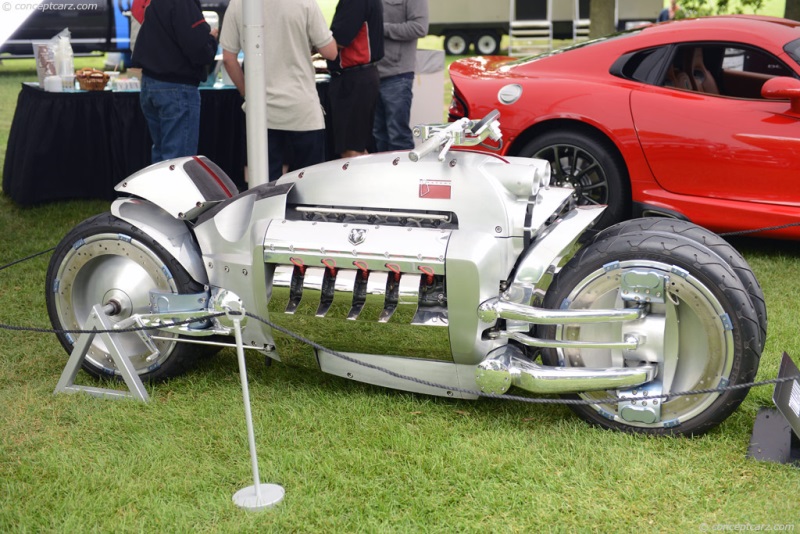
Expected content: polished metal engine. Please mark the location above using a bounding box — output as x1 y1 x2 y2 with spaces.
264 219 452 361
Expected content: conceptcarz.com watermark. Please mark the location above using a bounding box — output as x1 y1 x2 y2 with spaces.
2 2 100 11
699 524 795 532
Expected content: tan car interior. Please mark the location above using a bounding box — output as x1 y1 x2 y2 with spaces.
662 45 790 99
664 47 719 93
688 47 720 94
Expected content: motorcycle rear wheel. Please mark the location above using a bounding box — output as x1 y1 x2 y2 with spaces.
45 213 205 381
539 232 761 436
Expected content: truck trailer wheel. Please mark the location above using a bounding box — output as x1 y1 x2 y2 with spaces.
475 32 500 55
444 32 470 55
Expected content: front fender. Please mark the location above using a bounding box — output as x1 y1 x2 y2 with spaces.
507 205 606 301
111 198 209 285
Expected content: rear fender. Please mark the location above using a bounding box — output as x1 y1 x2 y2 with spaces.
114 156 239 220
111 198 209 285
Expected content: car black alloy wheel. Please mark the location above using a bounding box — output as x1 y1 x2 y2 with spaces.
519 130 630 231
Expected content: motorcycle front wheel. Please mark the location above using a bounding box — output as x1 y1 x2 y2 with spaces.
45 213 205 381
539 231 761 436
594 217 767 352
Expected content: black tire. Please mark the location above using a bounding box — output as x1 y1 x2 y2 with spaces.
518 130 630 232
539 232 761 436
45 212 205 381
594 218 767 352
475 32 500 55
444 32 470 55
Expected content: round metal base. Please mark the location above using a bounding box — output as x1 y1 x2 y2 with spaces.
232 483 285 511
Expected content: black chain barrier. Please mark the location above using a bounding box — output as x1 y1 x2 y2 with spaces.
2 308 796 406
719 220 800 237
2 233 800 407
0 247 55 272
244 311 799 406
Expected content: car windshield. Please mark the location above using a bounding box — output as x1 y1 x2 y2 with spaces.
503 28 645 66
783 37 800 67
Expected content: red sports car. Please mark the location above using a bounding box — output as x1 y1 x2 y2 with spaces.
448 15 800 238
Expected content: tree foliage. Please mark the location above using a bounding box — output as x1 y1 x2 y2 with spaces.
677 0 765 17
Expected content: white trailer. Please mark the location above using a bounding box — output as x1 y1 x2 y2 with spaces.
428 0 664 55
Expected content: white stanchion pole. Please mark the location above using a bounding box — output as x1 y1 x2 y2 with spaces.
231 315 284 510
243 0 269 187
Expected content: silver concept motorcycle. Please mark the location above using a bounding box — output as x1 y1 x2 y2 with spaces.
45 112 765 436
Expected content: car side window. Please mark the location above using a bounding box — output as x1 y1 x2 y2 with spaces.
625 48 670 83
610 47 670 85
661 44 795 99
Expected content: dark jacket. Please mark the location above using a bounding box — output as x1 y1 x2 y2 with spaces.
378 0 428 79
131 0 217 85
328 0 384 73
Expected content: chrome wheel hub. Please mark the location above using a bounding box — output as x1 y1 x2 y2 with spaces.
52 233 179 375
554 260 734 428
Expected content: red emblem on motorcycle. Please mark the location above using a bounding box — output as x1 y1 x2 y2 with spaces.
419 179 451 199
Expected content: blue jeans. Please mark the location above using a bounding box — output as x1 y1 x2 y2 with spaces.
373 72 415 152
140 75 201 163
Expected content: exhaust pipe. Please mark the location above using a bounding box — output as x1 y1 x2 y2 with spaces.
475 345 656 395
478 297 645 325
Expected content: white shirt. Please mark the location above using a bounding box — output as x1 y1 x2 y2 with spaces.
219 0 334 131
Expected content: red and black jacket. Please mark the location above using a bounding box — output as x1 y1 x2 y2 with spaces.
328 0 384 73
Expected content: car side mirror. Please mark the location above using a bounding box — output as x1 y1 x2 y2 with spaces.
761 76 800 113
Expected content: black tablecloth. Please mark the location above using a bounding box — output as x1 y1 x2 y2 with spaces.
2 83 247 205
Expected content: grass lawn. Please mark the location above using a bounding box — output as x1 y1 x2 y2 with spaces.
2 4 800 532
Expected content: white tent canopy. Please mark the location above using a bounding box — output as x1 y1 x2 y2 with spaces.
0 0 45 48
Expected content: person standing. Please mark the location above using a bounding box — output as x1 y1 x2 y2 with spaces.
131 0 219 163
658 0 681 21
373 0 428 152
219 0 338 182
328 0 384 159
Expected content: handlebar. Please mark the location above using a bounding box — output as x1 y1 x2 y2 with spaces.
468 109 500 137
408 136 442 162
408 118 468 162
408 110 502 163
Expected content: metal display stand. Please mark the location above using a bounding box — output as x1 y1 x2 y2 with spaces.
747 352 800 466
230 314 285 510
53 304 149 402
54 303 284 509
